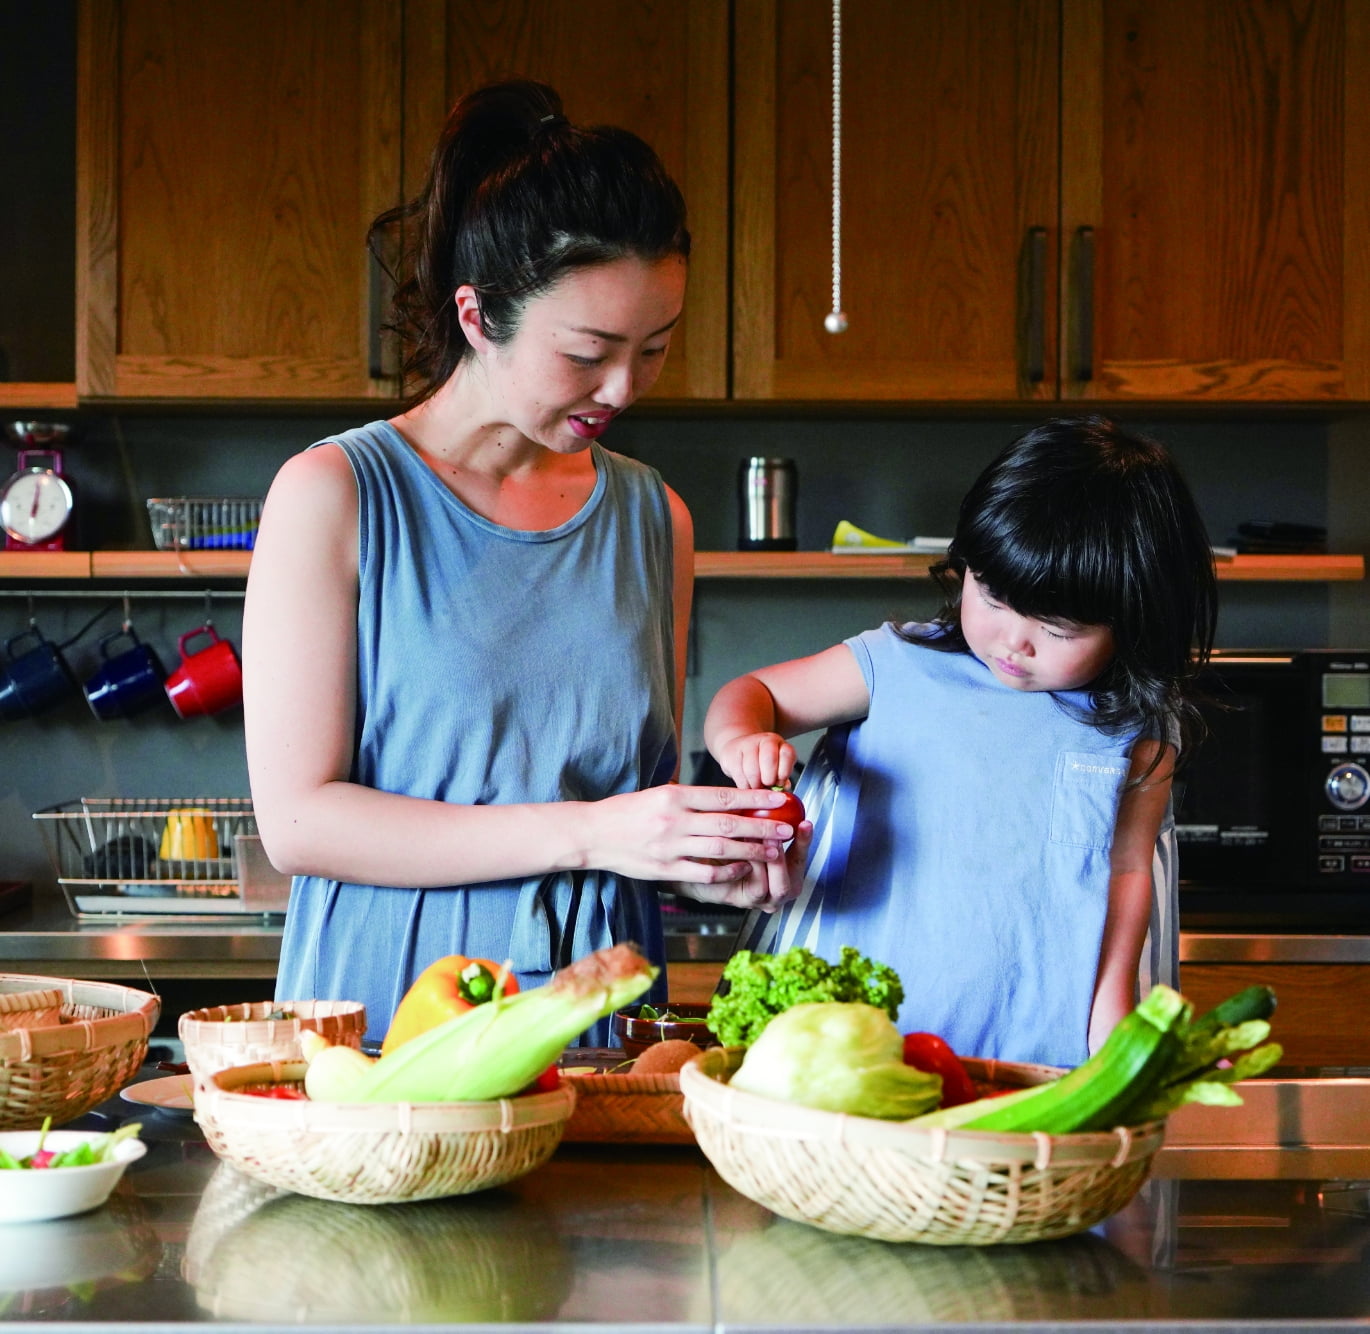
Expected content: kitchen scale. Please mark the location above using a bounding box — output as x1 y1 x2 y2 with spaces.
1 423 78 552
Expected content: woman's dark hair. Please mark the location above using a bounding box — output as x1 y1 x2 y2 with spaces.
369 79 690 404
905 415 1218 766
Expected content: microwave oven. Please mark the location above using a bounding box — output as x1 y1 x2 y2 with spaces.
1174 649 1370 926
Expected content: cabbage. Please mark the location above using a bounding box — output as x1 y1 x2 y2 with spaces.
729 1002 942 1120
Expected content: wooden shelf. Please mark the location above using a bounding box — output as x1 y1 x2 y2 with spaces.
694 551 940 579
692 551 1365 582
0 383 78 410
0 549 1362 584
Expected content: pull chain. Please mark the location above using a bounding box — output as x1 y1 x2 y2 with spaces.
824 0 848 335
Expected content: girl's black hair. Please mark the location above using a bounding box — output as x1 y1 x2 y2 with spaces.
905 416 1218 767
369 79 690 404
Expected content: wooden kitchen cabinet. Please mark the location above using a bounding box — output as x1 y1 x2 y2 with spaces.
733 0 1062 401
77 0 404 400
75 0 725 404
399 0 729 401
1062 0 1370 402
1180 962 1370 1068
733 0 1370 404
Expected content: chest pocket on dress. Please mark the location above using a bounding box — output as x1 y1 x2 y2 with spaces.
1049 750 1129 849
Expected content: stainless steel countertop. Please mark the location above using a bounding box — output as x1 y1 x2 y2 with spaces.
4 1068 1369 1330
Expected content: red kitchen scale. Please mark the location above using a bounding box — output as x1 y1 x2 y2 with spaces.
1 449 75 551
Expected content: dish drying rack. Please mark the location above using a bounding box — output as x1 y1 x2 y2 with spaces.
32 797 287 918
146 497 263 551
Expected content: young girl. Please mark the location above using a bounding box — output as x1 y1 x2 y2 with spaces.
242 81 795 1047
705 417 1218 1067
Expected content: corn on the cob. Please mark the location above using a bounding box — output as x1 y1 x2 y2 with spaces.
302 943 657 1103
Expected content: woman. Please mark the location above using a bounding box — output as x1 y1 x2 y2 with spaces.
242 80 803 1045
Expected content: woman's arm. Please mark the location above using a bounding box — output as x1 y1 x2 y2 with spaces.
1088 739 1176 1052
242 447 793 893
705 644 871 790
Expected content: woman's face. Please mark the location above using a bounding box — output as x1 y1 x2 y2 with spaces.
960 569 1116 693
462 254 686 452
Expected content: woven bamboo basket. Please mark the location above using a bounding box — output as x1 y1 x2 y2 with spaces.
680 1047 1166 1246
562 1068 691 1143
178 999 367 1088
0 975 160 1130
195 1060 576 1205
0 984 64 1032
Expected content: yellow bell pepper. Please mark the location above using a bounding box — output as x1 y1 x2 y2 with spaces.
380 955 516 1056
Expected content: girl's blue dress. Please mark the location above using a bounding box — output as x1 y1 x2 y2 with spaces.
742 623 1178 1068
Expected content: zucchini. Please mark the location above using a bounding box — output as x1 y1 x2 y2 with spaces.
919 985 1190 1135
1187 984 1276 1033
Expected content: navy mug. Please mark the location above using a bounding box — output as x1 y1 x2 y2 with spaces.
83 628 167 721
0 627 79 720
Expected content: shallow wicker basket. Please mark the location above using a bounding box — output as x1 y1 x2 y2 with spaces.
195 1060 576 1205
562 1068 691 1144
0 975 160 1130
178 1000 367 1087
680 1047 1166 1246
0 984 64 1032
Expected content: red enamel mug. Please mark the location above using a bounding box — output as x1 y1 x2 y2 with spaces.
164 625 242 718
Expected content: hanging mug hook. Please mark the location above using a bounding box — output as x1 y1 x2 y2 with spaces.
203 588 214 630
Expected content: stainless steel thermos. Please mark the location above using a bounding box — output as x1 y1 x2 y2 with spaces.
738 456 797 551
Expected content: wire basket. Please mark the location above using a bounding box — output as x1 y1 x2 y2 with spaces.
33 797 262 917
0 975 160 1129
196 1061 577 1205
679 1047 1166 1246
146 497 263 551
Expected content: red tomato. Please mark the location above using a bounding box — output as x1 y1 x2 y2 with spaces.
531 1064 561 1093
901 1032 978 1107
741 788 805 828
243 1085 310 1100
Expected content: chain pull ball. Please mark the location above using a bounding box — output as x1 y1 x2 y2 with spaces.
825 0 847 335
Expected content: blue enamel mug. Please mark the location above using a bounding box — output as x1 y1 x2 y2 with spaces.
83 627 167 721
0 626 79 720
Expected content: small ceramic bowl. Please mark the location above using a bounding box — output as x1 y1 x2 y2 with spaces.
0 1129 147 1223
611 1002 718 1059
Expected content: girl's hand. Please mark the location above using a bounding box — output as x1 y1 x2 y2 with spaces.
678 818 813 912
579 783 799 886
713 731 796 791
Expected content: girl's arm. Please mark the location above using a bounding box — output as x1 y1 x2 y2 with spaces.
242 447 794 899
705 645 871 790
1089 739 1176 1053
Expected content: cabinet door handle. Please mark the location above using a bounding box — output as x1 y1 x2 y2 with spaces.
1022 226 1047 384
1073 226 1095 383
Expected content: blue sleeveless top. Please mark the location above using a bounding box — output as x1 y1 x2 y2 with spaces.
274 421 676 1044
745 624 1151 1068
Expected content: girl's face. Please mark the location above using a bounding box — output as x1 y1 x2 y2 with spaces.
459 254 686 452
960 570 1116 693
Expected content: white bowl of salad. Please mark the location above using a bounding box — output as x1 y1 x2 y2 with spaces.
0 1121 146 1223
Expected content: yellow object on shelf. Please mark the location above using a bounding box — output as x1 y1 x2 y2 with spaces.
159 809 220 861
830 521 951 555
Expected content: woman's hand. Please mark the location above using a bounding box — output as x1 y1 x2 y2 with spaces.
578 783 800 887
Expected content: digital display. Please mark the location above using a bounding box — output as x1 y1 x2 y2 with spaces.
1323 674 1370 709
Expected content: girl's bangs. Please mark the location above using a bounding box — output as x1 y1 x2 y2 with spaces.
963 525 1119 628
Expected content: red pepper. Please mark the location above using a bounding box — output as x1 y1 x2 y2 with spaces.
243 1085 310 1099
901 1032 978 1107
